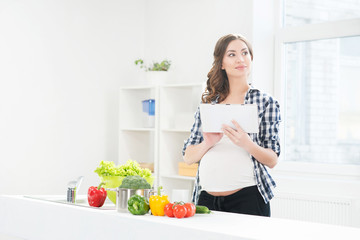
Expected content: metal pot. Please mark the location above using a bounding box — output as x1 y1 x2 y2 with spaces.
106 188 152 212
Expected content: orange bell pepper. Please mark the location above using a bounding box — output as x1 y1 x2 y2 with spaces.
149 186 169 216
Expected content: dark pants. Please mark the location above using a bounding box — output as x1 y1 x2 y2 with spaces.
197 185 270 217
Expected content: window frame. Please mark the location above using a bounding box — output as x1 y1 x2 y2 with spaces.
273 0 360 179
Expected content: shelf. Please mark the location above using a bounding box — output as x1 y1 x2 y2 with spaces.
119 85 155 90
161 128 190 133
120 128 155 132
161 83 204 88
119 82 200 193
120 83 203 89
161 174 195 181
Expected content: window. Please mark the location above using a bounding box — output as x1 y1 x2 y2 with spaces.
275 0 360 167
285 36 360 165
284 0 360 27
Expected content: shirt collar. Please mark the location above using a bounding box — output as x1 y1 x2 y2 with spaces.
248 83 259 92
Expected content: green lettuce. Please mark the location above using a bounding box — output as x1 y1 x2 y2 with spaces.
94 160 152 178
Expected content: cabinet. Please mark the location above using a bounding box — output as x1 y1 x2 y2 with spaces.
118 83 204 201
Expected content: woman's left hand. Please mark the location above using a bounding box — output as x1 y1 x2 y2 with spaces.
222 120 252 149
223 120 278 168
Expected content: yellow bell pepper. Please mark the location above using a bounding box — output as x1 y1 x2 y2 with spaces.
149 186 169 216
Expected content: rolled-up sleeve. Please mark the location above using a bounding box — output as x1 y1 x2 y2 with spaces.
259 98 281 156
182 107 204 156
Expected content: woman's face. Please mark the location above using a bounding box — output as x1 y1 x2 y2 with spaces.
221 39 252 79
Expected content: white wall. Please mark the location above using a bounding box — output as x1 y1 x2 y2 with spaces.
143 0 254 85
0 0 274 195
252 0 275 94
141 0 275 93
0 0 145 195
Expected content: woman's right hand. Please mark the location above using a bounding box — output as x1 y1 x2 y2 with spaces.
183 132 223 165
203 132 223 148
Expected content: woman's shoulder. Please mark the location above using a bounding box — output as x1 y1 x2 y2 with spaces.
250 86 277 102
248 86 280 107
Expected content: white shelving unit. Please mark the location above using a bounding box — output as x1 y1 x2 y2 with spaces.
118 83 204 201
118 86 159 185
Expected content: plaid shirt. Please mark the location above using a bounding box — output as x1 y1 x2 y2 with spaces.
182 85 281 204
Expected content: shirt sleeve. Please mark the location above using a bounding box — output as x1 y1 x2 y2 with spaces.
258 97 281 156
182 107 204 156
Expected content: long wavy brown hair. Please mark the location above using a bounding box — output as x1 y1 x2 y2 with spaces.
201 34 253 103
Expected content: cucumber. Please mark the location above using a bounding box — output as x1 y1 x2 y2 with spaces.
195 205 211 214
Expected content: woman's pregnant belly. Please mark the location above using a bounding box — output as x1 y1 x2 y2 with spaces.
198 135 256 192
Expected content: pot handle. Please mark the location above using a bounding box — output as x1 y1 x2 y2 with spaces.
105 188 118 192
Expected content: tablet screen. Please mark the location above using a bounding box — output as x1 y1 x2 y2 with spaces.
199 103 259 133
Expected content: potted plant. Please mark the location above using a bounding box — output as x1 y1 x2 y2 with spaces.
135 59 171 85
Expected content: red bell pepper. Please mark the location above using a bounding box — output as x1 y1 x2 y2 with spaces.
87 182 107 207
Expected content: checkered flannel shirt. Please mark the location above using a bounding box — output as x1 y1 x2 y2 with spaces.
182 85 281 204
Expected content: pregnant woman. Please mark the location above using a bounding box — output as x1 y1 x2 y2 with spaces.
182 34 281 217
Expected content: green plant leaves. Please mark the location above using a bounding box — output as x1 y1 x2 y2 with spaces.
134 59 171 71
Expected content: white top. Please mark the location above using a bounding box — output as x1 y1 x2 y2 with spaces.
198 135 256 192
2 195 360 240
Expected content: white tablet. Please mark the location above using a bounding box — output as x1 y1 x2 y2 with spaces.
199 103 259 133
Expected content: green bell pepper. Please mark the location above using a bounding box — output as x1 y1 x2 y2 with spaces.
127 194 150 215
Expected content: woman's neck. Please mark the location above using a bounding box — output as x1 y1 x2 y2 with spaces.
227 77 250 101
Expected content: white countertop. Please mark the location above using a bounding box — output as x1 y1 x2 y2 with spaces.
0 195 359 240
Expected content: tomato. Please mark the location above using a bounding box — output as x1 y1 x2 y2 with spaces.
164 203 174 217
173 204 187 219
184 203 196 218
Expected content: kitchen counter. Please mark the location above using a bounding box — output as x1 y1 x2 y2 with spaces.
0 195 359 240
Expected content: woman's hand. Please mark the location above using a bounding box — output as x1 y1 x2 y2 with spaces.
222 120 278 168
203 132 223 148
222 120 252 149
183 132 222 165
